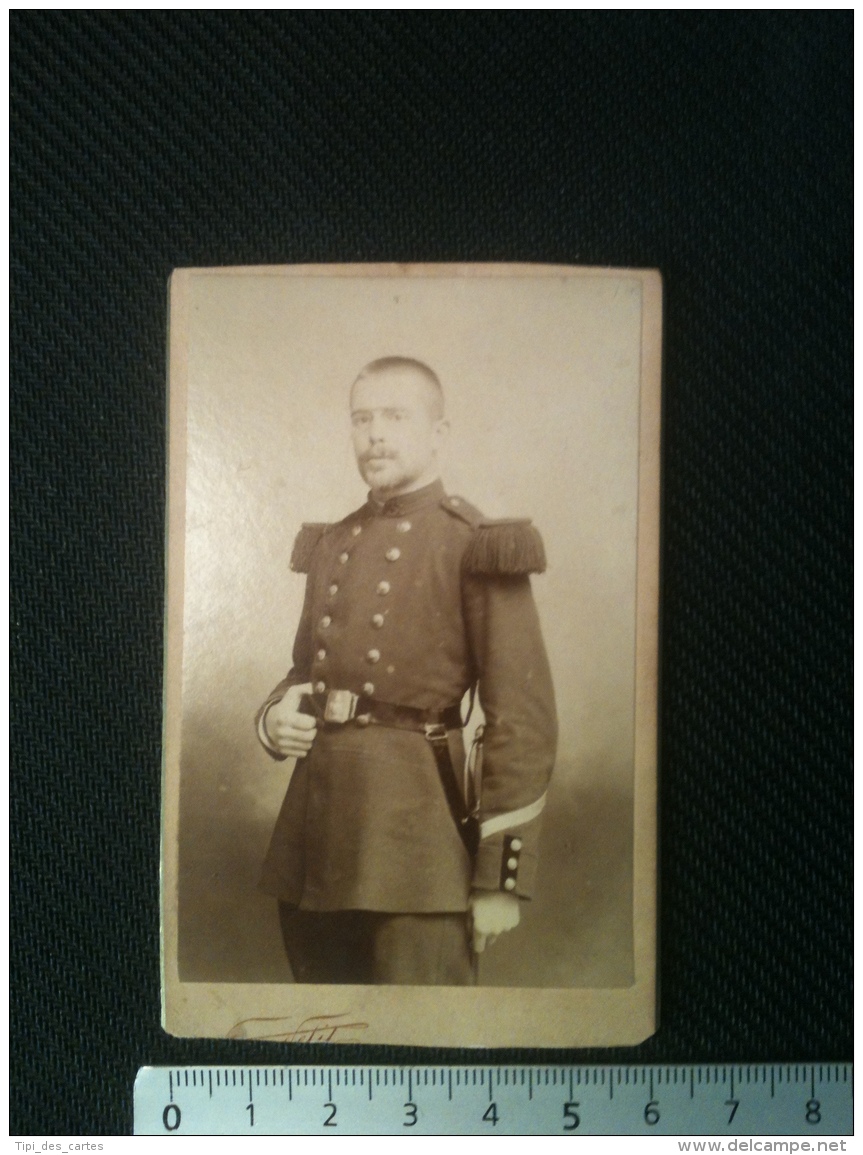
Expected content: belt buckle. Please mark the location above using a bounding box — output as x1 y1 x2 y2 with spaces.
324 689 358 724
423 721 448 745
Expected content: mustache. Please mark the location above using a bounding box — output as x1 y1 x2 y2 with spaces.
360 450 397 463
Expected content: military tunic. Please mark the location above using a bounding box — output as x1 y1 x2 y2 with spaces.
257 478 557 915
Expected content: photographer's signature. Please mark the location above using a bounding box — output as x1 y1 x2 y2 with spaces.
227 1011 369 1043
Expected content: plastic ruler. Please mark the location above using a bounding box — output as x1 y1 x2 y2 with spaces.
134 1064 852 1135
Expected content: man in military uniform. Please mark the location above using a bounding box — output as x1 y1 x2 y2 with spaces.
256 356 557 985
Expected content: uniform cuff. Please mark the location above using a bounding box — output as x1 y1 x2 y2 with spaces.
472 829 538 898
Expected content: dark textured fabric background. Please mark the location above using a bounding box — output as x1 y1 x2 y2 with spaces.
11 11 851 1135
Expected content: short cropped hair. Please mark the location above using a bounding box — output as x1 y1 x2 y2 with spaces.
354 356 445 419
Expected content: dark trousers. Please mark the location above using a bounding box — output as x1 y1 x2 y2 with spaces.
278 904 476 986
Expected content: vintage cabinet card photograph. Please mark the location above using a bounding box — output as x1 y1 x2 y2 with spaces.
161 262 661 1046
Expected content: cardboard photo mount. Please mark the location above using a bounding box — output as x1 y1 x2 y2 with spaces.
162 262 661 1046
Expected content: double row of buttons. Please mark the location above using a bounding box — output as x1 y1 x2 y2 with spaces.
312 520 415 697
334 517 412 560
319 612 385 631
314 679 378 696
311 674 376 693
327 581 392 597
337 546 403 565
346 518 413 535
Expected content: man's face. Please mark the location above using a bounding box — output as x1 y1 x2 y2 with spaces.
350 369 446 497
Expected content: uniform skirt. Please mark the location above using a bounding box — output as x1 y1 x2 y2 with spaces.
259 723 472 912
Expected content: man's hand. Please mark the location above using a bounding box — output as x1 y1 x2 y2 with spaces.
469 890 521 954
264 682 317 758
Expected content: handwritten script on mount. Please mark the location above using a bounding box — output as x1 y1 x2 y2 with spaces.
227 1012 369 1043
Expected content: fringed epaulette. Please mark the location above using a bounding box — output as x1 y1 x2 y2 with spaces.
463 518 548 576
290 523 330 573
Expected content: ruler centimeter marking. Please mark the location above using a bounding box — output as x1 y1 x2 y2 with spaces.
135 1064 852 1135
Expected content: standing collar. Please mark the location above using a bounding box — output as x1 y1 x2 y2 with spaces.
368 478 446 517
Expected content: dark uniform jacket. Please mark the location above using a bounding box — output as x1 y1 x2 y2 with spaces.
256 478 557 914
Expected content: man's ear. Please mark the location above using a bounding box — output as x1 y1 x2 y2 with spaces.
433 418 451 452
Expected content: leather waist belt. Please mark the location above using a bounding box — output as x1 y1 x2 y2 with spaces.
301 689 463 734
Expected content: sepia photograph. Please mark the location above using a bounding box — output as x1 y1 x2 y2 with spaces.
161 263 661 1046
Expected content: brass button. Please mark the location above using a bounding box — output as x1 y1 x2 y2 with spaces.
351 524 362 536
367 649 381 664
397 520 412 533
362 682 375 696
376 581 391 595
320 615 331 628
355 714 371 727
507 857 518 870
316 649 326 662
510 838 523 852
385 547 401 562
338 551 349 564
314 681 326 694
371 613 384 628
503 878 516 891
328 583 339 597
